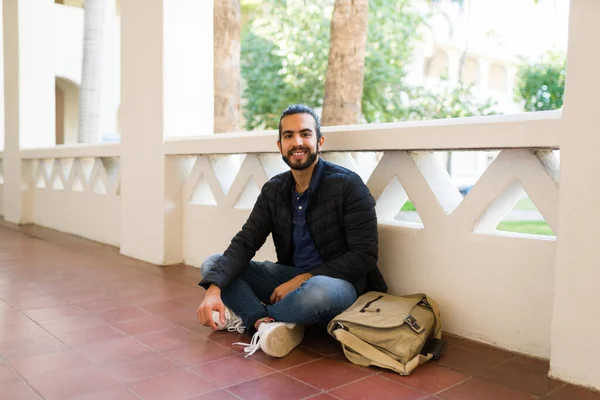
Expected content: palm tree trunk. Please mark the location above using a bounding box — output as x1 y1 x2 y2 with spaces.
78 0 106 143
321 0 369 126
214 0 242 133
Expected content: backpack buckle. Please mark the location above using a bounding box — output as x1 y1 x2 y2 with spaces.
335 322 349 331
405 315 425 334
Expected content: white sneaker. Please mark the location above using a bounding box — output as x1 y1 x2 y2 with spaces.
212 307 246 333
234 322 304 358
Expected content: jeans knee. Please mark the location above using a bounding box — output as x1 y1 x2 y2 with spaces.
300 276 357 312
200 253 223 277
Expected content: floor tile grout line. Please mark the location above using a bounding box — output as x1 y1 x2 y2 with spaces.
316 374 373 394
182 350 334 392
363 371 432 398
107 320 196 340
435 372 550 399
373 368 469 397
324 353 380 374
268 354 328 373
207 370 281 391
1 356 47 400
452 340 528 363
185 351 279 374
276 371 331 394
537 382 567 399
432 351 564 397
302 391 339 400
222 388 246 400
476 363 566 398
434 354 512 379
426 374 474 397
151 340 238 370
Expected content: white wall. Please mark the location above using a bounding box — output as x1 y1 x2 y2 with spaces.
379 226 555 358
19 146 122 246
177 140 559 359
33 189 120 246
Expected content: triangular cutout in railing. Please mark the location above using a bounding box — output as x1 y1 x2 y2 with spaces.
91 177 107 194
496 194 554 237
101 158 120 195
475 180 555 238
395 197 424 226
189 174 217 206
234 176 261 210
71 173 85 192
375 175 423 228
209 154 246 196
89 159 109 195
50 160 65 190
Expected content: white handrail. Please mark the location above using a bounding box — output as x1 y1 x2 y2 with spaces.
20 143 120 159
164 110 561 155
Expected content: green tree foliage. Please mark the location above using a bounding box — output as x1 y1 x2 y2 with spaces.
240 0 496 130
241 0 333 129
406 82 497 120
515 51 566 111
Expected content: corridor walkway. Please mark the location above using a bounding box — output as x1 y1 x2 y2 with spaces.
0 223 597 400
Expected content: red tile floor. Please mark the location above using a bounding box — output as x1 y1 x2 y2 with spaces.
0 222 599 400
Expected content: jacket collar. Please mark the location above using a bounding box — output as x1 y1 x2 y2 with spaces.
280 157 325 195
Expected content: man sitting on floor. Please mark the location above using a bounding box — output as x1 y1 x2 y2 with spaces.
196 104 387 358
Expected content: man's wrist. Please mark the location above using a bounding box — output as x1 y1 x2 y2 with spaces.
299 273 312 281
208 283 221 294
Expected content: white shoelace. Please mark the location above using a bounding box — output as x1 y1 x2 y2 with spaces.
233 329 262 358
226 317 246 334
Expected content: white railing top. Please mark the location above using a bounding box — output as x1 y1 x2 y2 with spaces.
20 143 120 159
12 111 562 159
165 110 562 155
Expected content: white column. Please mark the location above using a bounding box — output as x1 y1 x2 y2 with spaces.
477 58 491 94
405 47 425 86
506 66 517 97
0 1 4 152
3 0 55 224
550 0 600 391
99 0 120 138
120 0 213 265
447 49 461 84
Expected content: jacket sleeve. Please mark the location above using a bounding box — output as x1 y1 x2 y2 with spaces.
309 172 379 283
198 185 273 290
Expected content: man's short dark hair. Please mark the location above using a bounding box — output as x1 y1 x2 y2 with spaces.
278 104 322 141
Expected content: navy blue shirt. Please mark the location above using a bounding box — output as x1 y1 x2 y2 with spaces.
291 160 324 272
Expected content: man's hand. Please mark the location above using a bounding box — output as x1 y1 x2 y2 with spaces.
197 284 225 330
270 273 312 304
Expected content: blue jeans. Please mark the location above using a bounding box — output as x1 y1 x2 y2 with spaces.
201 254 357 335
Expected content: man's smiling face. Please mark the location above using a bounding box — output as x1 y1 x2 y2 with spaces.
277 113 324 171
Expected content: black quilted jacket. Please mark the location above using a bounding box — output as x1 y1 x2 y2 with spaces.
199 159 388 296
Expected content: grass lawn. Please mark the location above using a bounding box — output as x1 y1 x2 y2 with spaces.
401 201 417 211
400 198 554 236
496 221 555 236
401 198 538 212
513 198 538 211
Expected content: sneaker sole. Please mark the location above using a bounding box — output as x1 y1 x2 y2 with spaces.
260 323 304 358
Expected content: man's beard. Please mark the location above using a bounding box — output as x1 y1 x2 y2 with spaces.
281 146 319 171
